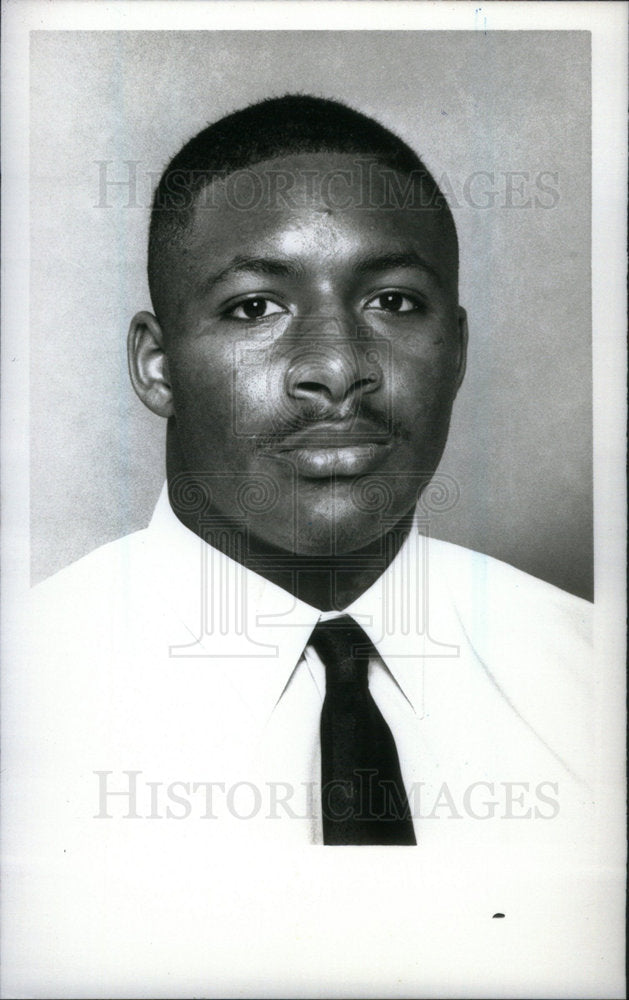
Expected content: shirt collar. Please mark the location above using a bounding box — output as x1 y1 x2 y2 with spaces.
146 483 455 719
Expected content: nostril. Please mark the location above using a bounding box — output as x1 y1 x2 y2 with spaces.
298 381 328 394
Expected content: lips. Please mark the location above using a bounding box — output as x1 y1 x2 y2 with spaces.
261 420 395 478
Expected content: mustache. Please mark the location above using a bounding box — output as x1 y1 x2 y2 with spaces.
250 404 411 452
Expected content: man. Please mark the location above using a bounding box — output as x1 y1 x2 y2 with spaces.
10 95 610 994
118 91 590 837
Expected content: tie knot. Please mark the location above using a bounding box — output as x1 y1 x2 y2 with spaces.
309 615 373 685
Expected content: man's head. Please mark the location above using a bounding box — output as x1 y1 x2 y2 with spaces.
129 94 467 557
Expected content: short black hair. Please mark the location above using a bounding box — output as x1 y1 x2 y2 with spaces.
148 94 457 320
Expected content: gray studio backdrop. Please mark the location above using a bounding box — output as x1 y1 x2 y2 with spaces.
30 31 592 599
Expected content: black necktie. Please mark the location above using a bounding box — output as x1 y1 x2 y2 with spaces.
310 615 416 846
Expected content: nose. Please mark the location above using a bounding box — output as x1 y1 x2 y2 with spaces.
285 321 383 411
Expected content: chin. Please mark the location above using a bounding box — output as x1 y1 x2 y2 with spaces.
244 484 419 557
286 510 406 558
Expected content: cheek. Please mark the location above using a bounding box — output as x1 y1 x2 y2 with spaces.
390 343 458 421
167 342 282 466
171 335 279 406
167 346 233 437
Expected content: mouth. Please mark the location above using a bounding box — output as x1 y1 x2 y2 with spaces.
261 421 395 478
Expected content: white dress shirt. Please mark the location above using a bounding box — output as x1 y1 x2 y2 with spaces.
3 485 623 998
20 482 596 840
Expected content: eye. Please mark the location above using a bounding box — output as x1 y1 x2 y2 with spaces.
226 297 287 320
364 291 421 313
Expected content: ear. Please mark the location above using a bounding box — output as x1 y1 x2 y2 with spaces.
453 306 468 394
127 310 174 418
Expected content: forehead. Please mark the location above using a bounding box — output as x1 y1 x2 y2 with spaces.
180 151 457 288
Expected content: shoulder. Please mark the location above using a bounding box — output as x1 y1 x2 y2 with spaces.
31 530 153 622
33 529 151 589
28 528 180 688
426 535 591 644
426 537 593 781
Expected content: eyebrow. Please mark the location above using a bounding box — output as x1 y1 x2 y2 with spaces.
199 249 442 296
352 251 442 285
199 255 305 295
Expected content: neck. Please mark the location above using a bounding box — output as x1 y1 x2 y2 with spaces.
173 499 414 610
166 463 414 613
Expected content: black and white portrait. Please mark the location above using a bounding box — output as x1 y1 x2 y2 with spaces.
2 4 625 998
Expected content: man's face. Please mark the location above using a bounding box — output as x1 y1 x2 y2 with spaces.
159 152 466 555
